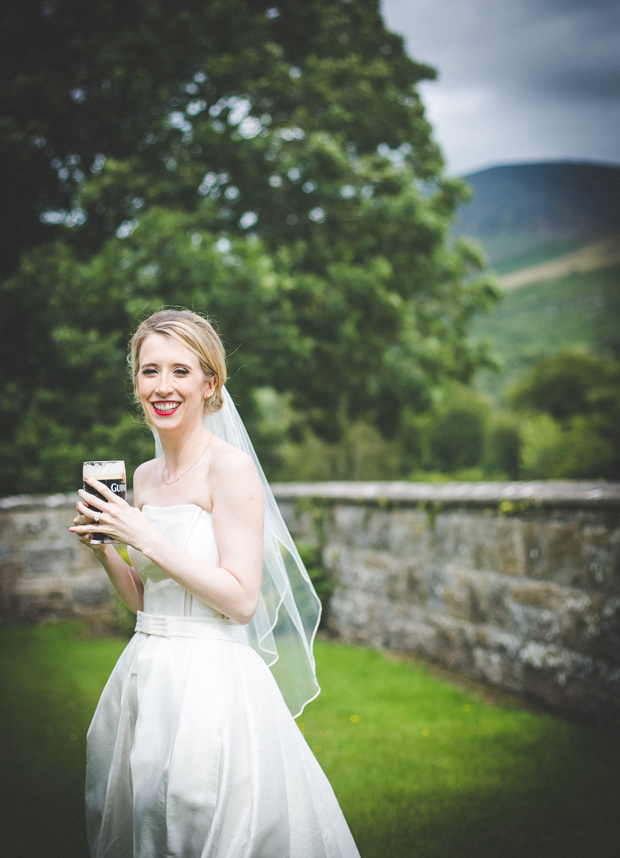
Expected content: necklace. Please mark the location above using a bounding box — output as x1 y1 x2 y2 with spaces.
163 434 213 485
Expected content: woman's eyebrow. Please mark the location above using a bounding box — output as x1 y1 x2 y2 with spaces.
140 361 193 370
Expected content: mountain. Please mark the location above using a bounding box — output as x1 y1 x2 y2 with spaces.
458 162 620 401
455 162 620 273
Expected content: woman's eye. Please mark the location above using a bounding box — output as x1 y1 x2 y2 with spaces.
141 369 157 376
175 369 189 376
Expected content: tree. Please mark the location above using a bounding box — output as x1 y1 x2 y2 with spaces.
0 0 499 494
0 0 441 271
416 388 490 475
511 350 620 480
428 406 486 473
483 417 521 480
511 350 614 420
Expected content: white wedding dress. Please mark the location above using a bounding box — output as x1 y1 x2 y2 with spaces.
85 504 360 858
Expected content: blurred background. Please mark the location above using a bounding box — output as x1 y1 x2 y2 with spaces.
1 0 619 496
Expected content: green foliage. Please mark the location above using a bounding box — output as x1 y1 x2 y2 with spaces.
280 421 405 481
483 416 522 479
512 350 620 480
267 347 620 483
296 542 334 623
518 414 569 479
497 498 540 517
1 0 441 271
427 406 486 472
562 413 620 480
511 349 618 420
2 623 620 858
0 0 499 495
292 498 335 625
415 388 489 475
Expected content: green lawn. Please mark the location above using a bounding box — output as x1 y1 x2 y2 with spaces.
1 623 619 858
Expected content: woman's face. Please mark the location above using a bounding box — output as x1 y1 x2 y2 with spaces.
136 333 215 431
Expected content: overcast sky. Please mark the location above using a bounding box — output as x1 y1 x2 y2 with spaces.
381 0 620 176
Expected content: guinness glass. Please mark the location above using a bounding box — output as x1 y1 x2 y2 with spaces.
83 460 126 544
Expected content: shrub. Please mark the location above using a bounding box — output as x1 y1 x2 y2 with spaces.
519 414 571 479
427 406 486 472
482 417 521 479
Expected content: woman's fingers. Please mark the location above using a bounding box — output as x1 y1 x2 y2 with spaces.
77 489 106 511
76 500 102 520
72 492 148 549
70 518 95 544
72 504 106 533
71 522 98 533
73 508 98 525
71 490 129 548
84 476 126 504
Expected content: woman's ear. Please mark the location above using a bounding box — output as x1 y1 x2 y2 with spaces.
204 375 217 398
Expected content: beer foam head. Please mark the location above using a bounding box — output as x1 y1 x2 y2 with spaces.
83 460 126 481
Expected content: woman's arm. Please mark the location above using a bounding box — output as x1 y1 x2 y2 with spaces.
70 513 144 612
71 450 264 625
69 459 156 613
90 544 144 613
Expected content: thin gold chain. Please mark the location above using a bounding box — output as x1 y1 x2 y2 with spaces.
163 434 213 485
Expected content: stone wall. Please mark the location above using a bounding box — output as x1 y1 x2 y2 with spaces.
274 481 620 720
0 494 120 621
1 481 620 719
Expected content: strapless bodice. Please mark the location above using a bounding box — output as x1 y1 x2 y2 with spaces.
127 504 225 619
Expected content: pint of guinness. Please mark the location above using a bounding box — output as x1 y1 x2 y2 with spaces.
83 460 126 544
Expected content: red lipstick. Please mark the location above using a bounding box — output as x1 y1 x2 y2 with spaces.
152 401 181 416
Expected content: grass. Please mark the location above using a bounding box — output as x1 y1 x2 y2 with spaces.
1 624 619 858
0 623 127 858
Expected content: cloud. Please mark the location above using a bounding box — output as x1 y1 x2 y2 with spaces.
382 0 620 174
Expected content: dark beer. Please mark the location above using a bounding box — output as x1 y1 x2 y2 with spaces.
83 460 126 544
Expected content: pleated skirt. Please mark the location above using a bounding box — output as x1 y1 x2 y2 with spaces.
86 629 360 858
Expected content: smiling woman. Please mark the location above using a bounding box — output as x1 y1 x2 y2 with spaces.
130 310 227 421
69 309 360 858
135 334 218 480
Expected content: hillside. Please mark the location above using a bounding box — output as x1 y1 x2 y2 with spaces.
499 234 620 291
455 162 620 273
459 161 620 402
470 262 620 402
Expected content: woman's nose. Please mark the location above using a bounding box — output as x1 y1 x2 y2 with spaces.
155 372 174 394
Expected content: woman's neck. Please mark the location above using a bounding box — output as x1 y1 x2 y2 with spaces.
157 422 212 472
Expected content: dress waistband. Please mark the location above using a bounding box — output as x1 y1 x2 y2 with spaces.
135 611 248 644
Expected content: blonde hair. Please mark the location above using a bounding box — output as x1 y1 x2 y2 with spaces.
130 309 227 416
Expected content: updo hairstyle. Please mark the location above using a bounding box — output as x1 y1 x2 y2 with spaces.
129 309 227 416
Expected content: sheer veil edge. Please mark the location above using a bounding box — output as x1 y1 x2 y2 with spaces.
153 386 322 717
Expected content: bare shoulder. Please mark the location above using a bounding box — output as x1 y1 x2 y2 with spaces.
133 458 161 500
210 442 260 484
209 441 262 500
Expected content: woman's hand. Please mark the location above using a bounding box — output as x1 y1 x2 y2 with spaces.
71 509 109 552
70 477 154 549
69 477 146 612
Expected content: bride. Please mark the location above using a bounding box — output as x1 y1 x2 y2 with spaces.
71 309 360 858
